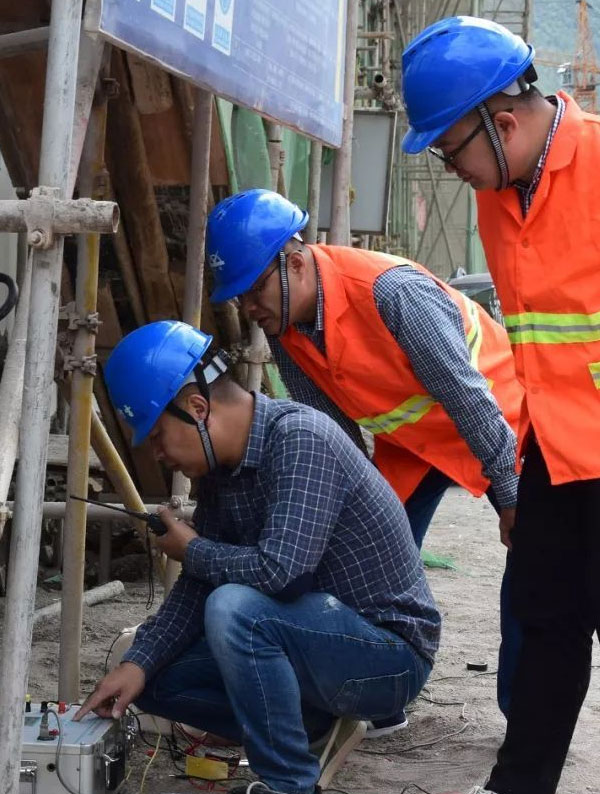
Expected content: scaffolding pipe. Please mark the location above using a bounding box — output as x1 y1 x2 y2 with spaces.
59 91 108 702
67 33 106 201
423 155 455 265
0 27 49 59
245 121 285 393
167 88 213 597
305 141 323 244
6 501 195 522
34 581 125 626
0 1 85 790
182 89 212 329
0 197 117 234
329 0 359 245
266 121 286 198
0 252 31 537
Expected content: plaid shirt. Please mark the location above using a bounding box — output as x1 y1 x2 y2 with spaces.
124 393 441 677
269 266 518 507
514 95 565 216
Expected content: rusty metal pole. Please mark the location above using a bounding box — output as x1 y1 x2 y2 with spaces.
165 88 213 597
329 0 359 245
58 91 107 701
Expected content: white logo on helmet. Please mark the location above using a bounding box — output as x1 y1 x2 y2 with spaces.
209 252 225 271
122 405 134 418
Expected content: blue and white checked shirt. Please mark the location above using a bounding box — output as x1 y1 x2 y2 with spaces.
269 265 519 507
124 393 441 677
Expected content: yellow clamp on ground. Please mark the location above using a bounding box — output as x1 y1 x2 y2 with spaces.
185 754 230 780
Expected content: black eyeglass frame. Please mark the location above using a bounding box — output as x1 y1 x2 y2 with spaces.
427 121 486 166
427 107 514 167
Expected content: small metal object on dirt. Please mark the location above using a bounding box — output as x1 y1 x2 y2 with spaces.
466 661 488 672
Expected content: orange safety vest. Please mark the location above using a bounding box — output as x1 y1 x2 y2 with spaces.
280 245 523 502
477 92 600 484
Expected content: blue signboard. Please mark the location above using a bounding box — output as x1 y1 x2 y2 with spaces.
91 0 347 147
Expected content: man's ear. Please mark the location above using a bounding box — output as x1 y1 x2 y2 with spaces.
186 392 210 421
495 110 518 144
287 248 307 276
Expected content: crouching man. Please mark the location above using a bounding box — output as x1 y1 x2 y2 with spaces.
75 321 440 794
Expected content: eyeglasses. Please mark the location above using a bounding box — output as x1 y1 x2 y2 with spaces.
428 108 513 166
245 261 280 299
427 121 486 166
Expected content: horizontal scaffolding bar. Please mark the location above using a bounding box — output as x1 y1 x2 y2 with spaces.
0 196 118 235
0 27 49 59
6 501 195 522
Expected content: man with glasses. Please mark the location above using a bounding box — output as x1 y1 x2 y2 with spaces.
206 187 524 734
401 15 600 794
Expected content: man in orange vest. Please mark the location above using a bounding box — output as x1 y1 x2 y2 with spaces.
207 188 524 734
401 15 600 794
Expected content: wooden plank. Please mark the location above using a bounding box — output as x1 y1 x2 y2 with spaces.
169 268 220 341
106 49 179 321
139 101 191 185
126 53 173 115
46 434 103 470
210 97 230 191
0 50 46 190
95 278 122 356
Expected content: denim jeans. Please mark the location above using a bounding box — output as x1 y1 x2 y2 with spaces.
136 584 431 794
405 467 521 717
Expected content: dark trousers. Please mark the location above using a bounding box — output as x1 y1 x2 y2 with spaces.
406 468 519 716
486 439 600 794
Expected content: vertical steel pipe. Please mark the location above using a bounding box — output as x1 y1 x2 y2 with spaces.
329 0 359 245
305 141 323 244
0 252 32 529
166 88 213 597
0 2 84 790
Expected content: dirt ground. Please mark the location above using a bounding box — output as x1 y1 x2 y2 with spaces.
9 487 600 794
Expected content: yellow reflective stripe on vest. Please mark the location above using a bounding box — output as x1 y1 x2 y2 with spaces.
465 297 483 369
356 394 437 435
589 362 600 390
504 311 600 344
357 294 482 435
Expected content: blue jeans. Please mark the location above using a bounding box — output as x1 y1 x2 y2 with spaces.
405 467 521 717
136 584 432 794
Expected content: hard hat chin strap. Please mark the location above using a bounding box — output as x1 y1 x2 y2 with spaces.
477 101 510 191
165 350 228 473
278 249 290 336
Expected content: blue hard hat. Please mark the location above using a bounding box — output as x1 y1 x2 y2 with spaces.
207 189 309 302
104 321 213 446
401 16 535 154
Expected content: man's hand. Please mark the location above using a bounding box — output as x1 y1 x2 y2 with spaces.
155 506 198 562
499 507 516 550
73 662 145 721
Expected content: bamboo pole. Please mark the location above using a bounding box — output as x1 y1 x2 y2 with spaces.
0 2 85 790
58 88 108 702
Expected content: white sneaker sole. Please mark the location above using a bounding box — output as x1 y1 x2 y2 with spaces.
365 718 408 739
